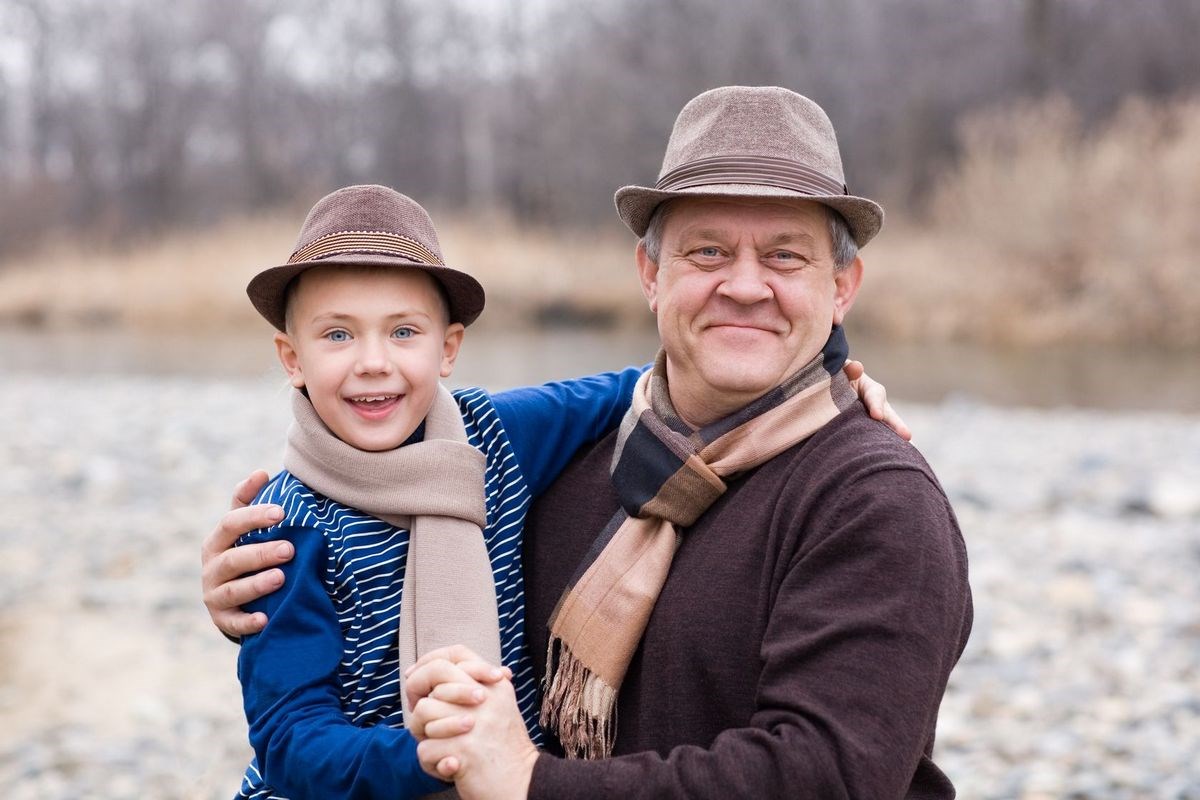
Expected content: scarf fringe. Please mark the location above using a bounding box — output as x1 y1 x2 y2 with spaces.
541 637 617 759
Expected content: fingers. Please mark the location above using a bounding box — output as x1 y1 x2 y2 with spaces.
880 403 914 442
410 695 476 740
231 470 272 510
406 644 485 672
424 710 476 740
204 566 284 637
418 738 464 781
201 504 286 565
405 659 496 712
431 682 487 706
845 364 915 443
212 607 269 638
201 536 294 638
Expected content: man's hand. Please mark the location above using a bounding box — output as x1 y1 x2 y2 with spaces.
844 360 912 441
200 470 293 638
412 677 539 800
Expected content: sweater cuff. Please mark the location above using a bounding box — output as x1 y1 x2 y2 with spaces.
528 752 564 800
529 752 601 800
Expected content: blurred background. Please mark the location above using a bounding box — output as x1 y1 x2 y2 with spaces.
0 0 1197 798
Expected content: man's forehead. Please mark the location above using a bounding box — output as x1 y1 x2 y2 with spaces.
665 197 831 241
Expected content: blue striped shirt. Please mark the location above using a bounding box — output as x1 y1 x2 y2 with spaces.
235 370 642 799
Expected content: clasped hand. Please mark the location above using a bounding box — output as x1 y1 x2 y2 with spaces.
404 645 540 800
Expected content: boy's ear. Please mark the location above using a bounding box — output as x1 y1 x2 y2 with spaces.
274 332 306 388
440 323 466 378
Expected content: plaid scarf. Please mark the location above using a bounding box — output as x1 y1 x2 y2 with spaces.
283 386 502 723
540 326 856 758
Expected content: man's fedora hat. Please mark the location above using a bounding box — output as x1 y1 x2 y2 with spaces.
614 86 884 247
247 184 485 331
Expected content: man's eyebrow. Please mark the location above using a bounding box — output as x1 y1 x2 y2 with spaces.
765 231 818 248
675 227 727 243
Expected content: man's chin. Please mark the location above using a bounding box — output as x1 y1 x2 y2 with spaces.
694 368 782 407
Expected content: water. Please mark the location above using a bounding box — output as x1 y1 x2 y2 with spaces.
0 325 1196 412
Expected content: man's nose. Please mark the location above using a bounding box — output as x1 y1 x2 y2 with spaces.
717 251 773 304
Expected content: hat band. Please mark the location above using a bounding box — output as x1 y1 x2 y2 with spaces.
289 230 444 266
655 155 848 197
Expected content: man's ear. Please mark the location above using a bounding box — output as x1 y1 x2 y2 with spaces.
832 256 864 326
439 323 466 378
635 240 660 313
274 332 306 388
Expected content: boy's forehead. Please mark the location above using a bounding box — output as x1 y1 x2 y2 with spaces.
288 265 446 319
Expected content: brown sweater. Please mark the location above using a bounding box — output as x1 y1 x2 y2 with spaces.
523 403 972 800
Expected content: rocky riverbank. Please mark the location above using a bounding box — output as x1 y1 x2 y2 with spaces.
1 374 1197 799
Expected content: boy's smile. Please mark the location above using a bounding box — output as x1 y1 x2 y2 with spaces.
274 266 464 452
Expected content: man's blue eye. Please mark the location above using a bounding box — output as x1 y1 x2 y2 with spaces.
327 330 350 342
393 328 414 339
699 247 720 257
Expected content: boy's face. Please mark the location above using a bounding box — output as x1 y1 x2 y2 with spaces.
274 266 464 452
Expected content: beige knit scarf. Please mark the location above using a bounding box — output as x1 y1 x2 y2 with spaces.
283 386 502 723
540 327 857 759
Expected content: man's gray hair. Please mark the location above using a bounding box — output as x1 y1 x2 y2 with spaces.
641 199 859 270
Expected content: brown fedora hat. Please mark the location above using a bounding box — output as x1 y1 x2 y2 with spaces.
247 184 485 331
614 86 884 247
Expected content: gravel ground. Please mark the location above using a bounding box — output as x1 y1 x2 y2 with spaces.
1 374 1197 799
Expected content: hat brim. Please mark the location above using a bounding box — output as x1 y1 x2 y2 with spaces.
247 252 486 332
614 184 884 248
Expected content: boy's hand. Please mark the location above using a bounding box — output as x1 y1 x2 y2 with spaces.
843 360 912 441
200 470 294 638
404 645 511 715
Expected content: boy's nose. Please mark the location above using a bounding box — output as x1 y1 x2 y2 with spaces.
354 338 393 375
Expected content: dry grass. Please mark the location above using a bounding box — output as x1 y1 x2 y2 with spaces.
856 94 1200 346
0 212 642 333
3 94 1198 346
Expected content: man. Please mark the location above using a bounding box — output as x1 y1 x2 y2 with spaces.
205 86 970 799
403 86 971 799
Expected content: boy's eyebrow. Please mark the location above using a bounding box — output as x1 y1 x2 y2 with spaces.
307 309 434 324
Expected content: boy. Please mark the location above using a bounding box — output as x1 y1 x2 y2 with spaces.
234 184 642 798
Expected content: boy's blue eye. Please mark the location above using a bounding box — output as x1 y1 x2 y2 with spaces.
327 330 350 343
392 327 414 339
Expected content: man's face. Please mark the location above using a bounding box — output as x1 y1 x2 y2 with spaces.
638 197 863 426
274 266 464 452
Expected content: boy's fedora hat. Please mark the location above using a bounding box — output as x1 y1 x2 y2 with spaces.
614 86 884 247
247 184 485 331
